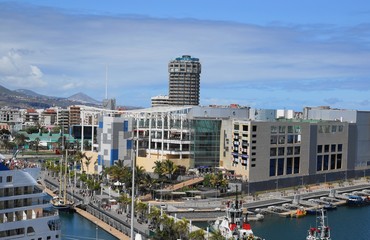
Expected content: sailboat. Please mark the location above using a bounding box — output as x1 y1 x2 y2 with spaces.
51 150 75 212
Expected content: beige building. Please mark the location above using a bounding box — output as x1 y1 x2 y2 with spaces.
221 120 350 185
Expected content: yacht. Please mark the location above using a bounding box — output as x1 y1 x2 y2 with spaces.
0 160 61 239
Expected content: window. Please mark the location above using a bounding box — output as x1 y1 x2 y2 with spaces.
324 145 330 153
251 158 256 162
330 154 336 169
252 134 257 138
270 148 277 156
251 164 256 167
278 147 285 156
271 126 277 134
270 136 277 144
294 157 300 174
27 227 35 235
252 146 256 150
317 155 323 171
269 159 276 176
278 136 285 144
288 126 293 133
287 147 293 155
337 154 342 169
287 135 294 144
323 155 329 170
331 125 337 132
6 176 12 182
234 124 239 130
338 125 344 132
252 140 256 144
243 125 248 131
252 125 257 132
277 158 284 175
286 157 293 175
294 146 300 155
331 144 336 152
47 237 51 240
279 126 286 133
338 144 343 152
294 126 301 133
317 145 323 153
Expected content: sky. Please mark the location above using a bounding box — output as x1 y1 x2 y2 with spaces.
0 0 370 111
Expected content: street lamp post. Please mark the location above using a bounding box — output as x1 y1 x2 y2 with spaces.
301 176 304 187
130 148 136 240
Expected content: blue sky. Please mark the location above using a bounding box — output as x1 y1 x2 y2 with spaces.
0 1 370 110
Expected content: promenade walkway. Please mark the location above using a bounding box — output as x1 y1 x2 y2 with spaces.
75 208 129 240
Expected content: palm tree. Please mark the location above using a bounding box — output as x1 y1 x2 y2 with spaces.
74 151 86 173
162 159 178 180
135 201 148 221
175 218 190 240
153 160 164 178
209 230 225 240
34 137 41 153
84 155 93 173
154 214 178 240
188 229 205 240
118 193 131 213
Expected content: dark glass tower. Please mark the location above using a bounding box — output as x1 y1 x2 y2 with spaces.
168 55 201 106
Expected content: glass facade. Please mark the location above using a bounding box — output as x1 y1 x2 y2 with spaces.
190 119 221 168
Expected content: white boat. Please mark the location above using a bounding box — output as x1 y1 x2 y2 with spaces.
210 195 263 240
0 160 61 239
306 208 331 240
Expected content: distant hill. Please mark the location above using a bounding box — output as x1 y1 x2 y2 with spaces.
0 85 101 109
14 89 44 97
67 92 101 105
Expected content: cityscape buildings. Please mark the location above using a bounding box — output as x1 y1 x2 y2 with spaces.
1 55 370 193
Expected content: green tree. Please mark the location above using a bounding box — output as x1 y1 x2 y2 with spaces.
153 160 164 178
209 230 226 240
34 137 41 153
13 132 27 149
175 218 190 240
162 159 178 180
188 229 205 240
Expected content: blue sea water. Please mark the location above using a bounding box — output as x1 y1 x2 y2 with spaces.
59 212 118 240
249 206 370 240
60 206 370 240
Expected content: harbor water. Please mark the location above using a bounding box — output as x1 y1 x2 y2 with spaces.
196 206 370 240
59 205 370 240
60 212 118 240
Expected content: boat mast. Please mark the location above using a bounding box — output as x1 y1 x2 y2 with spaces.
59 154 63 198
63 150 68 204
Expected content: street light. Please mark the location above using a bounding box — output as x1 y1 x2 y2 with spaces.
301 176 304 187
130 148 136 240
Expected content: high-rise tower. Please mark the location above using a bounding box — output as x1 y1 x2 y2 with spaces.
168 55 201 106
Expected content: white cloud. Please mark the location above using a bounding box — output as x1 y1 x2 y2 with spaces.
0 50 46 88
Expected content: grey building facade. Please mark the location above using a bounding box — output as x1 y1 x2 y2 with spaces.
168 55 201 106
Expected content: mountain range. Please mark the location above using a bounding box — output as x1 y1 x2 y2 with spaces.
0 85 101 109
